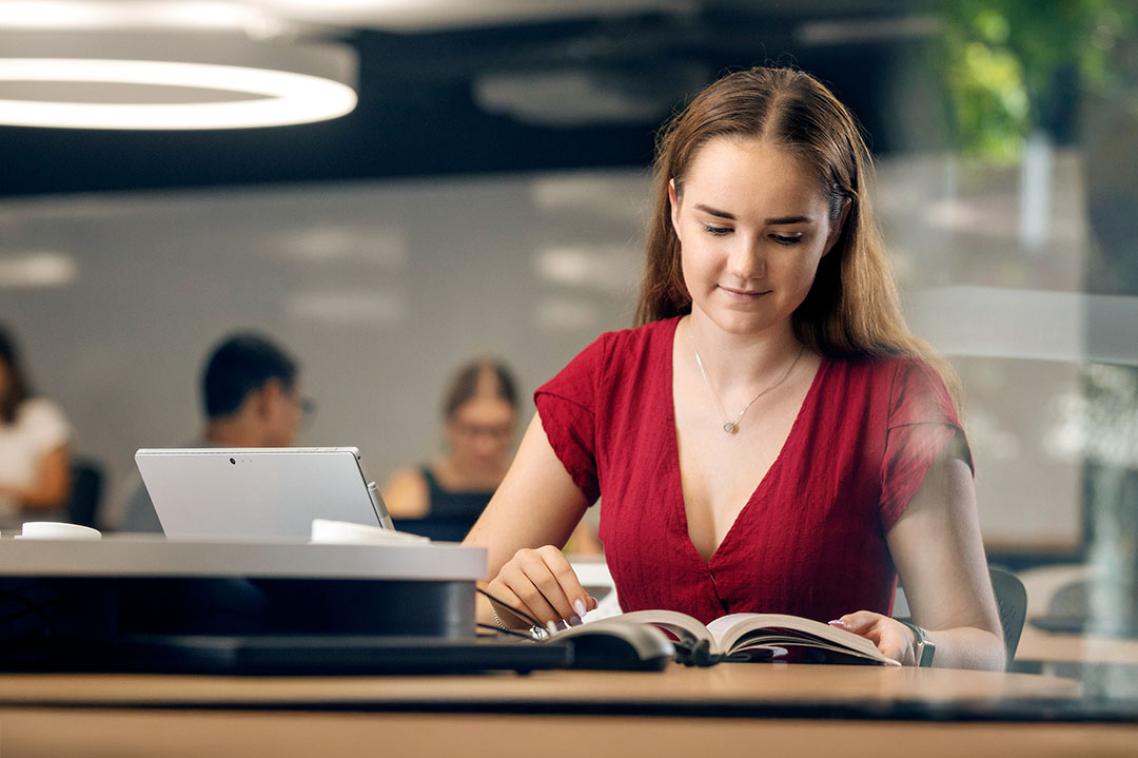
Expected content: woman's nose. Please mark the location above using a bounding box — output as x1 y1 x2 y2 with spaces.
726 233 766 280
473 438 501 457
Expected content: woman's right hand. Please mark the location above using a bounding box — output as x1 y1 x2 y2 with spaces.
486 545 598 630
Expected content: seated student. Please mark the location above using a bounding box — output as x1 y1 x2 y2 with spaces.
384 359 603 549
0 324 71 528
117 332 311 533
466 66 1006 670
383 360 512 540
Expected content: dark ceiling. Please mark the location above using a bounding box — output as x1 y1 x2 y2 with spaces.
0 4 946 198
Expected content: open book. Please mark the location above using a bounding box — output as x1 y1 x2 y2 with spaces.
603 610 901 666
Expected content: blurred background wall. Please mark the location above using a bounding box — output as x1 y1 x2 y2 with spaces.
0 0 1134 568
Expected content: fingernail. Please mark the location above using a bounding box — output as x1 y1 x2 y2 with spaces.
828 619 849 628
574 599 587 617
546 621 559 635
569 615 582 626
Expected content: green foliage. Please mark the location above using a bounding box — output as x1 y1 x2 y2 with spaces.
941 0 1135 161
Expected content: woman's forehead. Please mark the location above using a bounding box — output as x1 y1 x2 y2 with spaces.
453 395 515 420
682 136 826 216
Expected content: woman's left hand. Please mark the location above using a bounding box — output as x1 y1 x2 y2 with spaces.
830 611 918 666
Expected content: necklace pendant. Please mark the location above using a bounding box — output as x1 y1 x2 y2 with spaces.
723 422 738 434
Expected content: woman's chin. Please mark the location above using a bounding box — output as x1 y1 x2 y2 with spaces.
699 308 782 337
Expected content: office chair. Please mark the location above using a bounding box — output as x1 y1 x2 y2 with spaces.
895 568 1027 670
1048 578 1089 618
989 566 1028 667
66 458 105 529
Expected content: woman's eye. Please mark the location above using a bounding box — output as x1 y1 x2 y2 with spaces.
770 234 802 246
703 224 732 237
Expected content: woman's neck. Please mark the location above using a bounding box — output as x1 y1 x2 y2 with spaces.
682 310 803 393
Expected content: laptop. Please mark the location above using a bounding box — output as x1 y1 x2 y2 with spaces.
135 447 393 540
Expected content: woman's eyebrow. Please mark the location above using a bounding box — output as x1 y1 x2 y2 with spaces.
693 204 813 226
693 203 736 220
766 215 812 225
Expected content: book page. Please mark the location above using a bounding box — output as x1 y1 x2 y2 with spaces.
617 609 713 646
706 613 898 664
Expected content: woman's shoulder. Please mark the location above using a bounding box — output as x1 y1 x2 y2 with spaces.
823 351 957 419
824 351 937 383
16 397 69 427
590 316 681 366
380 466 430 518
9 397 70 448
538 317 679 402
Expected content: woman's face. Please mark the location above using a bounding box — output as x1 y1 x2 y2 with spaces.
669 136 844 337
445 395 517 472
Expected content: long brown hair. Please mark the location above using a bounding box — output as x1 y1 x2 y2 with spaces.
636 66 958 399
0 324 34 425
442 358 519 419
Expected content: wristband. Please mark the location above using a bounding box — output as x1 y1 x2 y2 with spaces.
897 619 935 667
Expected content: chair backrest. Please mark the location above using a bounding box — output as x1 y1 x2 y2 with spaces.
989 567 1027 667
67 458 105 529
895 568 1027 670
1047 579 1089 618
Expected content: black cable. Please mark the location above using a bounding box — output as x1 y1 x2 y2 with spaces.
672 638 722 667
475 587 543 630
476 623 534 640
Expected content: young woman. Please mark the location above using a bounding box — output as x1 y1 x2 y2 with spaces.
384 359 521 542
386 358 603 551
465 67 1005 670
0 324 71 528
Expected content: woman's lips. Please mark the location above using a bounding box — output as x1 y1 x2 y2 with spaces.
718 285 772 299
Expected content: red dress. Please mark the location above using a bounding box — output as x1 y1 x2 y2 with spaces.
534 316 970 625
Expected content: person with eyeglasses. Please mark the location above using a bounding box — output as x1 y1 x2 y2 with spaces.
382 358 520 543
383 358 602 550
116 332 312 533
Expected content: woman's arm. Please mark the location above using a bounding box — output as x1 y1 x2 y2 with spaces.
464 413 596 627
1 445 71 510
380 468 429 519
836 455 1006 670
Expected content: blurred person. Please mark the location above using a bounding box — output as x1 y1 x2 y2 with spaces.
0 324 71 528
466 67 1005 670
383 358 601 550
117 332 310 533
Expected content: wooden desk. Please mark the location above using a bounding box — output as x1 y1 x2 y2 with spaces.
0 662 1082 710
1017 623 1138 666
0 664 1120 758
3 710 1137 758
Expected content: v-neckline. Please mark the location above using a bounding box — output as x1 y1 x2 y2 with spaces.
663 316 828 567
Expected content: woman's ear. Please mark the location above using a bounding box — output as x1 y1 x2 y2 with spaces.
823 197 852 256
668 178 682 239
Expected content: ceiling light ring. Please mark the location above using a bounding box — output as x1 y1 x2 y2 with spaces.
0 31 357 129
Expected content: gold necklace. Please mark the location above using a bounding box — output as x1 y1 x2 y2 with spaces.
693 343 805 434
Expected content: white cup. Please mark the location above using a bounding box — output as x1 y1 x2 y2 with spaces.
310 519 428 545
16 522 102 540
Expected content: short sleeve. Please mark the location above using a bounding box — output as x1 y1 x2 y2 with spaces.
879 359 972 531
20 399 70 452
533 334 609 505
